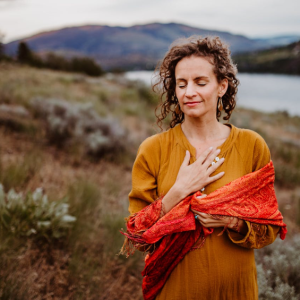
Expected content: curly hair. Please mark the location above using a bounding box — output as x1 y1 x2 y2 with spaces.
153 36 239 129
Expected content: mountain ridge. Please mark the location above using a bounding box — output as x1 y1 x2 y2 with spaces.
4 22 300 71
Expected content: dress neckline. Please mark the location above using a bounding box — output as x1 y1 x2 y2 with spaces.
174 123 237 162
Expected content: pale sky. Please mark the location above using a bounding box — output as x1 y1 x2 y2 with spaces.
0 0 300 43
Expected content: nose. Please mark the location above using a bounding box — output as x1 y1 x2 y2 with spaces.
185 83 197 98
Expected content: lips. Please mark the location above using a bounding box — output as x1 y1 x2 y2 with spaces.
184 101 203 106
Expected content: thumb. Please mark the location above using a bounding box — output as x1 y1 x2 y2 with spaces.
181 150 190 167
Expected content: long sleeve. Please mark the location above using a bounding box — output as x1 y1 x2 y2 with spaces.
128 134 162 215
227 222 280 249
226 130 281 248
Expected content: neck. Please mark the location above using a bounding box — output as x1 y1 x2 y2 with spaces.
181 116 226 143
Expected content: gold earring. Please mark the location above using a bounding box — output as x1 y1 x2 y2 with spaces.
218 97 223 111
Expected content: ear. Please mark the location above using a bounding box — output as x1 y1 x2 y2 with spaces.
218 79 228 97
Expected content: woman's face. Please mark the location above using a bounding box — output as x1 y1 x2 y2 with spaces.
175 55 228 121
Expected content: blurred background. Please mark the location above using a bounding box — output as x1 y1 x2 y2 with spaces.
0 0 299 299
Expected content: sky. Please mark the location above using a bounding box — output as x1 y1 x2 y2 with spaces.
0 0 300 43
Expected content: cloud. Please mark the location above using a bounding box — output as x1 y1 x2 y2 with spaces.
0 0 299 42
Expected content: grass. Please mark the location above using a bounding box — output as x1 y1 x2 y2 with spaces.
0 62 299 299
0 149 43 192
0 62 157 126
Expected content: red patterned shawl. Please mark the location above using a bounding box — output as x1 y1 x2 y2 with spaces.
121 160 287 300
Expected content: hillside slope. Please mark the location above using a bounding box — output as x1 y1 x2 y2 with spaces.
4 22 272 70
233 41 300 75
0 62 299 299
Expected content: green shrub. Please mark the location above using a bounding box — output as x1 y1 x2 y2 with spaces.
137 85 158 105
0 184 76 240
255 235 300 299
275 164 300 188
31 97 128 158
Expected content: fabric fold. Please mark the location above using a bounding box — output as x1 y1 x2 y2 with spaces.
121 160 287 300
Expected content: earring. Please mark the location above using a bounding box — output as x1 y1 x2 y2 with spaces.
218 97 223 111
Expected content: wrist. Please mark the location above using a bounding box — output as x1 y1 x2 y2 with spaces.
171 183 186 200
162 185 185 213
228 217 240 231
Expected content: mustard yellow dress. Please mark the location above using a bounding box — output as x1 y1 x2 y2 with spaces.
128 123 280 300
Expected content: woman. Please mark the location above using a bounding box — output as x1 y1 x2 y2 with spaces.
123 36 286 300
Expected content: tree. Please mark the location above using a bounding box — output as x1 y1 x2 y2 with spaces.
0 31 5 60
17 41 33 63
17 41 43 67
70 57 104 77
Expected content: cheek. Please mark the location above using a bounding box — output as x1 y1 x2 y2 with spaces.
175 88 185 100
201 85 218 98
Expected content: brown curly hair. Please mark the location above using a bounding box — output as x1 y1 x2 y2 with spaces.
153 36 239 129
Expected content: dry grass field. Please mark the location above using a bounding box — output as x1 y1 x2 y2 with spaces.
0 62 299 299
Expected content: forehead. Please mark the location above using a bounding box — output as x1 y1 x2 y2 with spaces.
175 55 215 79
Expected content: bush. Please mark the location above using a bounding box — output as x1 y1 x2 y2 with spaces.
31 97 128 157
16 42 104 77
274 164 300 188
0 184 76 240
255 235 300 299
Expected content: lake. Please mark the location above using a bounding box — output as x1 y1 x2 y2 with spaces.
125 71 300 117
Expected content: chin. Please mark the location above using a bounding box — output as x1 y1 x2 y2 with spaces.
184 110 205 119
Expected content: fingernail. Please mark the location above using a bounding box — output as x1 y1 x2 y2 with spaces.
221 171 225 175
209 147 213 150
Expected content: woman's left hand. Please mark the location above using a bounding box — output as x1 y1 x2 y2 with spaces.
191 210 235 228
191 209 248 234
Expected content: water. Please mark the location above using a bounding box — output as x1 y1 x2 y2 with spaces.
125 71 300 117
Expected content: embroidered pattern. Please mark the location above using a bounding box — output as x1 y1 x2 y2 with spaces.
121 161 287 300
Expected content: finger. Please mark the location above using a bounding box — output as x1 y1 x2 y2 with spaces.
192 211 208 219
203 148 221 169
180 150 190 168
196 194 207 199
206 171 225 185
197 212 209 218
200 221 222 228
196 146 214 164
206 157 225 175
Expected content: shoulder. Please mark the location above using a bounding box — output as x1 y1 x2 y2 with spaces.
235 126 269 149
137 127 177 155
233 126 271 171
134 127 177 175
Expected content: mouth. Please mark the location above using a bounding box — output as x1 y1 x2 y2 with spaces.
184 101 203 107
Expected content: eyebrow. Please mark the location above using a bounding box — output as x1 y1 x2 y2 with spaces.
176 76 209 81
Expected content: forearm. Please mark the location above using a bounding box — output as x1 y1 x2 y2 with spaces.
227 222 281 249
161 184 187 214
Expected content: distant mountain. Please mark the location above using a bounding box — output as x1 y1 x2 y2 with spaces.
253 35 300 47
3 22 298 71
233 41 300 75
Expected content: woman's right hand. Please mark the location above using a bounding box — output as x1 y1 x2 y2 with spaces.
175 147 225 197
162 147 225 213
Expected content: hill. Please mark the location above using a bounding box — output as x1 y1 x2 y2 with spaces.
0 62 299 299
233 41 300 75
4 22 276 71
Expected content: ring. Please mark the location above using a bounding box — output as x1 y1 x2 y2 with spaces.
195 215 198 220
